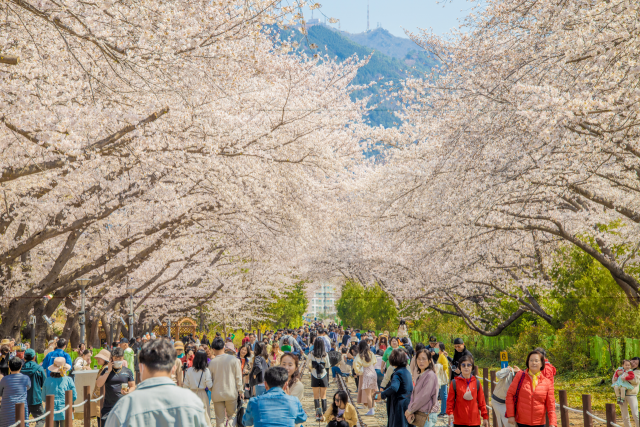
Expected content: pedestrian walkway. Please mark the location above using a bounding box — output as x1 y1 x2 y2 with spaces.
297 370 448 427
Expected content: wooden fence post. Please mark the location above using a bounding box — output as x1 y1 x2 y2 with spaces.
606 403 616 427
482 368 489 402
83 385 91 427
15 402 25 427
559 390 569 427
45 394 55 427
65 389 73 427
582 394 593 427
490 371 497 427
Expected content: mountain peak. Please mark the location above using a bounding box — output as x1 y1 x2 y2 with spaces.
342 28 421 60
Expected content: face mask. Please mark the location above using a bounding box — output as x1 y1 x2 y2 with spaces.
434 348 440 354
113 361 123 369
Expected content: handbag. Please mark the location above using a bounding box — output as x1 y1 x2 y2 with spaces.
410 411 429 427
235 394 246 427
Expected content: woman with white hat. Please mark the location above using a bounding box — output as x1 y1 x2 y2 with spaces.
43 357 77 427
91 349 111 426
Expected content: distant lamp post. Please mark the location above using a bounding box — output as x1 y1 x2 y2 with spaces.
167 319 172 338
76 278 91 345
29 315 36 350
127 286 136 340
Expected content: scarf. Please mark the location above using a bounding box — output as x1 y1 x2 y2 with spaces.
529 370 541 391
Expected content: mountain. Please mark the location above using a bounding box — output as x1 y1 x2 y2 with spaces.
279 24 437 128
344 28 426 61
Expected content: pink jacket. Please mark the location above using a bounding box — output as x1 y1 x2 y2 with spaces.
408 370 439 414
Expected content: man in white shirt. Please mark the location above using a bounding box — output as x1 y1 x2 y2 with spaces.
208 338 243 427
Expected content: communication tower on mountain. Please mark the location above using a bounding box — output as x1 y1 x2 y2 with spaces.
367 0 370 32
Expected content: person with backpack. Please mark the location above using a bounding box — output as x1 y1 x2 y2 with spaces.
506 350 557 427
308 337 331 420
446 355 488 427
491 365 520 427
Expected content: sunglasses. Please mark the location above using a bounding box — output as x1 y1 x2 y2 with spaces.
460 363 473 368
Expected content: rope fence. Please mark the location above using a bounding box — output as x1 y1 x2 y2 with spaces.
24 411 51 423
72 399 89 408
474 368 623 427
53 405 69 415
10 386 97 427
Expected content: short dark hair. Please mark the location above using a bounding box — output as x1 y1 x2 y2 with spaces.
111 347 124 358
265 366 289 388
8 357 23 372
526 350 546 370
82 350 91 356
211 338 225 350
389 348 409 367
401 337 409 344
139 339 176 373
193 350 208 371
57 338 67 349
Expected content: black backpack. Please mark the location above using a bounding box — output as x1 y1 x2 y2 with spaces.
328 350 342 367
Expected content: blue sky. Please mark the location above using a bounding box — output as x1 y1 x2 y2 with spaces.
300 0 473 38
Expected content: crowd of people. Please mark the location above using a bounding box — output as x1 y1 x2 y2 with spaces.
0 324 639 427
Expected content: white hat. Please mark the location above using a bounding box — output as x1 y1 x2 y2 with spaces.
48 357 71 373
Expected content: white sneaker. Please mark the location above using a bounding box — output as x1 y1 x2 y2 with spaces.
365 409 374 416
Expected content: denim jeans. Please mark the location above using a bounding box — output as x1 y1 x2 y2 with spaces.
439 384 448 415
332 366 349 378
425 413 438 427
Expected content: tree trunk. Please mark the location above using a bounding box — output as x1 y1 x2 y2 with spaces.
101 315 112 347
69 322 80 349
114 323 122 343
87 316 100 348
0 298 32 340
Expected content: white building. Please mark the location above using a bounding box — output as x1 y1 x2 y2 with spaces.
307 283 337 320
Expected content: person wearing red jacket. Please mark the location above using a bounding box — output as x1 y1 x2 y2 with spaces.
446 355 489 427
535 348 556 383
506 350 557 427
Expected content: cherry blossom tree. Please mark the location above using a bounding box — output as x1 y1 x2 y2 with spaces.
0 0 368 347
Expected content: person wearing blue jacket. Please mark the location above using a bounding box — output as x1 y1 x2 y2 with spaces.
41 339 72 377
43 357 77 427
